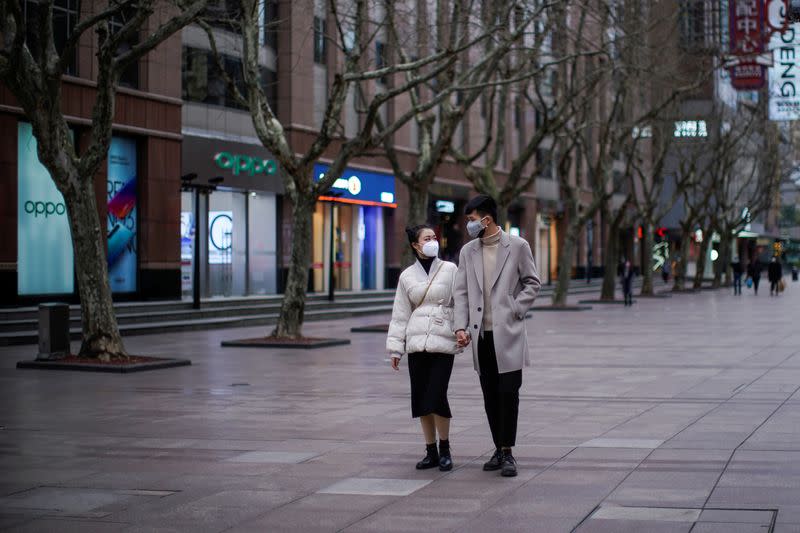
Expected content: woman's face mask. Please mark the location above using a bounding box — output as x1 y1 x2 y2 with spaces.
466 216 488 238
420 240 439 258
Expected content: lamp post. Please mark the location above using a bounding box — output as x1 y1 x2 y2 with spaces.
324 190 344 302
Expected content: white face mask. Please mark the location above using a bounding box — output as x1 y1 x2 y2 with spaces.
420 240 439 258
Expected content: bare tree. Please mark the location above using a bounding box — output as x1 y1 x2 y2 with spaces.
0 0 208 359
707 103 783 288
377 0 543 255
449 1 578 226
205 0 495 338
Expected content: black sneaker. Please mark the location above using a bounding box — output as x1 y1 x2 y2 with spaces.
416 444 439 470
483 448 503 471
501 451 517 477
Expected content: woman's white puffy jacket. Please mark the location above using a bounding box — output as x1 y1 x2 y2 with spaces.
386 258 460 357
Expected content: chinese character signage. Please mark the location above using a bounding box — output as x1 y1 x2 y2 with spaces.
729 0 766 89
769 23 800 120
107 137 138 292
17 122 75 295
674 120 709 138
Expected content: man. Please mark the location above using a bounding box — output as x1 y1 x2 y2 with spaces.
768 256 783 296
732 257 744 295
619 259 635 306
453 195 541 477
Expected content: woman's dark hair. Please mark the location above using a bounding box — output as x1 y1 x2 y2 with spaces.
405 224 435 248
464 194 498 222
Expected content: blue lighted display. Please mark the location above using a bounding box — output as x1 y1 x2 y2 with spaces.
313 163 396 208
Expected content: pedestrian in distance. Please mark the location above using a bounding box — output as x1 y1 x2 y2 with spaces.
619 259 635 306
768 256 783 296
748 258 762 295
732 257 744 295
387 224 460 472
662 260 671 284
453 195 541 478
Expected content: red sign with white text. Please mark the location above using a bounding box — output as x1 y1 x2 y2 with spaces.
729 0 766 89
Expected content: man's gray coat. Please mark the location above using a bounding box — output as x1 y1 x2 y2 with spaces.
453 231 541 374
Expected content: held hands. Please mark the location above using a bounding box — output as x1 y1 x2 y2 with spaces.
455 330 471 348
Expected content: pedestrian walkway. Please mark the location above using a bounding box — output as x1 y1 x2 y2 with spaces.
1 281 799 532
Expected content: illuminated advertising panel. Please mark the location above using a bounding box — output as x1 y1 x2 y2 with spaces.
17 122 75 295
107 137 138 292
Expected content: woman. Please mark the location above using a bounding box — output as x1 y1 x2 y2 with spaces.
387 224 460 471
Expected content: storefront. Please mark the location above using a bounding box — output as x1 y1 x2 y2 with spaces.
311 163 395 292
10 120 157 302
181 135 282 298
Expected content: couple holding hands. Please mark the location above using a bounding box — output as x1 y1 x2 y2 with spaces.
387 195 541 478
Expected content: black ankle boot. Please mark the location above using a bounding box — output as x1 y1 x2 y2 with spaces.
416 443 439 470
438 439 453 471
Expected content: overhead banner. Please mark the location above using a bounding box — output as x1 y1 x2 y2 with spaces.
769 23 800 120
729 0 767 89
107 137 138 292
17 122 75 295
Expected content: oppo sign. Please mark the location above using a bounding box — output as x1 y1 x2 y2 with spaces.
214 151 277 176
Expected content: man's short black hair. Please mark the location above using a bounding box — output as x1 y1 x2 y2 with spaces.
464 194 498 222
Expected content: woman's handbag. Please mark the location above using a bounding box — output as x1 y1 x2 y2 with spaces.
779 278 786 292
746 277 753 289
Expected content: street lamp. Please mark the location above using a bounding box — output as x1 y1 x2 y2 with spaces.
324 190 344 302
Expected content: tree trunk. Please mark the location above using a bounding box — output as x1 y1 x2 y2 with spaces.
272 194 315 338
403 181 430 266
552 221 579 306
640 221 655 296
64 177 127 360
673 231 691 291
693 232 711 290
600 209 623 301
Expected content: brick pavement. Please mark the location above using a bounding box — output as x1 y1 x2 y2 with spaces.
1 281 799 532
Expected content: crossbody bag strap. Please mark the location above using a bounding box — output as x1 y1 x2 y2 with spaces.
415 263 443 309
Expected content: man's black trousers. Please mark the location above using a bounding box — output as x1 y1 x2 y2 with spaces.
478 331 522 448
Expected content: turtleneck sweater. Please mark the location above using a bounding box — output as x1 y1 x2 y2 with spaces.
418 255 435 275
481 228 502 332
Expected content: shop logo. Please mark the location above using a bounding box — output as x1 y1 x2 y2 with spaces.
214 152 277 176
330 175 362 196
24 200 67 218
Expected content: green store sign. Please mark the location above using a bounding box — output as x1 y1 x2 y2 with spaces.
214 151 278 176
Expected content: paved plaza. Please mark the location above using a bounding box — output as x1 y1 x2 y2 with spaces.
1 283 799 532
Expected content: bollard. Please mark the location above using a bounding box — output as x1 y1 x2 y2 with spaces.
37 303 70 360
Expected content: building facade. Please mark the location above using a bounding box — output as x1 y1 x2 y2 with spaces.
1 1 184 305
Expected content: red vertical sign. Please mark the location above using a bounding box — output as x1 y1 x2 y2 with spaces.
729 0 766 89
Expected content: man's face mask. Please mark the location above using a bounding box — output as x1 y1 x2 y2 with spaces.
466 216 488 238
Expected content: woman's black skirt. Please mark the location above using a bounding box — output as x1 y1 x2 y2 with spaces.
407 352 455 418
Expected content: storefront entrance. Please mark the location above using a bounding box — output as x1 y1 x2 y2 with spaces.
311 163 394 293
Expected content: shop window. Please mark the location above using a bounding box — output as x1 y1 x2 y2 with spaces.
313 16 327 64
376 40 387 84
205 0 242 31
183 46 277 111
260 66 278 113
24 0 78 75
263 0 278 50
109 7 140 89
536 148 552 179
